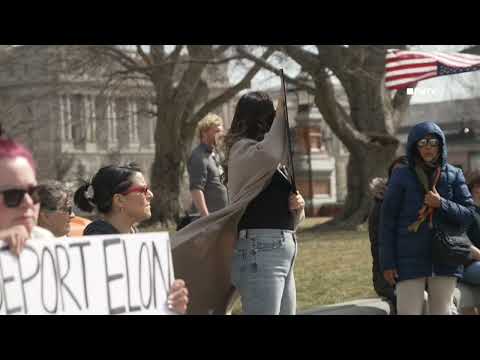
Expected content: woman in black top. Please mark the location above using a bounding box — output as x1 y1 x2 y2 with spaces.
224 92 305 315
74 164 189 314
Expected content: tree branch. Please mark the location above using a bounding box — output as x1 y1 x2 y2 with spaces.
267 45 323 74
172 46 211 123
312 69 366 150
166 45 183 63
190 48 275 126
88 45 150 76
136 45 152 67
213 45 231 57
235 46 316 92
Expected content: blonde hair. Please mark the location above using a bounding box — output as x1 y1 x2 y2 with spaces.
197 113 223 141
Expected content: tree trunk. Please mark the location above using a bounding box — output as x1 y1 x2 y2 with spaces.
338 141 398 228
311 50 406 229
149 107 191 227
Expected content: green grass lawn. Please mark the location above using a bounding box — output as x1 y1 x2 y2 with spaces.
294 222 376 311
143 217 377 314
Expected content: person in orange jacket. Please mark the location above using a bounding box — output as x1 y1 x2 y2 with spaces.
69 215 92 237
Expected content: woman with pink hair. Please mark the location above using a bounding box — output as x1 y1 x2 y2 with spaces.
0 131 52 255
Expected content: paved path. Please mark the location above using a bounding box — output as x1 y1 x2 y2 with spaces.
300 298 392 315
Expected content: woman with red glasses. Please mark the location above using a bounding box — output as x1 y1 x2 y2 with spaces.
74 163 189 314
74 164 154 236
0 137 54 256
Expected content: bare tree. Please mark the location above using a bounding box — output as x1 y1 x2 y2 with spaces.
239 45 480 228
83 45 272 225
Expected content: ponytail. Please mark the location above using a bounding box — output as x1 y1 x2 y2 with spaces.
74 182 95 213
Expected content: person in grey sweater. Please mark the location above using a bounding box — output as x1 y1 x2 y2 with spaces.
188 113 228 218
173 90 305 315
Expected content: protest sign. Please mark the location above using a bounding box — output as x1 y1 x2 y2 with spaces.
0 232 175 315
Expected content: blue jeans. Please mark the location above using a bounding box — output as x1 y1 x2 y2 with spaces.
462 261 480 285
231 229 297 315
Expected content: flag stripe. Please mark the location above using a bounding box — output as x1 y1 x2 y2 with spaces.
386 58 437 68
385 71 437 83
432 51 480 65
385 49 480 91
387 61 438 73
386 54 431 63
385 71 437 87
431 52 480 66
393 50 480 67
387 65 437 78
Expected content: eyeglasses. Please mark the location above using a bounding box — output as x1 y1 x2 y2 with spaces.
417 138 439 148
0 186 41 208
121 185 150 196
45 205 73 215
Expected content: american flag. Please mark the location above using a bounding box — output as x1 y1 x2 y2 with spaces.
385 50 480 91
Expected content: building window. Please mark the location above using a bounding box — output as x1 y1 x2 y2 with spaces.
309 131 325 152
297 179 331 198
471 152 480 173
71 94 85 149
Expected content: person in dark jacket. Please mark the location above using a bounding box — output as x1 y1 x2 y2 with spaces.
463 173 480 282
74 163 189 314
458 173 480 314
368 156 408 312
379 121 475 315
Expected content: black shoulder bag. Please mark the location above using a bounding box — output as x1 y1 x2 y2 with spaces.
431 169 472 266
432 221 472 266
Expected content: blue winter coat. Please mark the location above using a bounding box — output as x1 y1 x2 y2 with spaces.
379 121 475 281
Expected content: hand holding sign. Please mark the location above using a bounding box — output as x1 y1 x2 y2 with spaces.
0 232 178 315
168 279 189 314
0 225 30 256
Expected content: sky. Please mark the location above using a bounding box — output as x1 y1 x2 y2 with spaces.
234 45 480 104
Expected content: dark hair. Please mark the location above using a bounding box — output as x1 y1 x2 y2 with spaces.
38 180 71 211
74 163 142 214
227 91 275 142
388 155 408 179
222 91 276 184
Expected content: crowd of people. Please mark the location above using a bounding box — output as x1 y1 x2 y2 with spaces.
1 88 478 315
0 135 189 314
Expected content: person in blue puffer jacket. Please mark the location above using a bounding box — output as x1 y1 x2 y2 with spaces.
379 121 475 315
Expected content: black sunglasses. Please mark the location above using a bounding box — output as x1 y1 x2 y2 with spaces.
0 186 41 208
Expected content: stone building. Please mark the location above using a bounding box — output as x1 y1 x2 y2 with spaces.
0 45 234 186
0 45 354 217
265 84 350 215
398 97 480 175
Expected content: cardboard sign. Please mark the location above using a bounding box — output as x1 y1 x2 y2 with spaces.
0 232 176 315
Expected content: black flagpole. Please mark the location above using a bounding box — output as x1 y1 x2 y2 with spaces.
280 69 297 194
